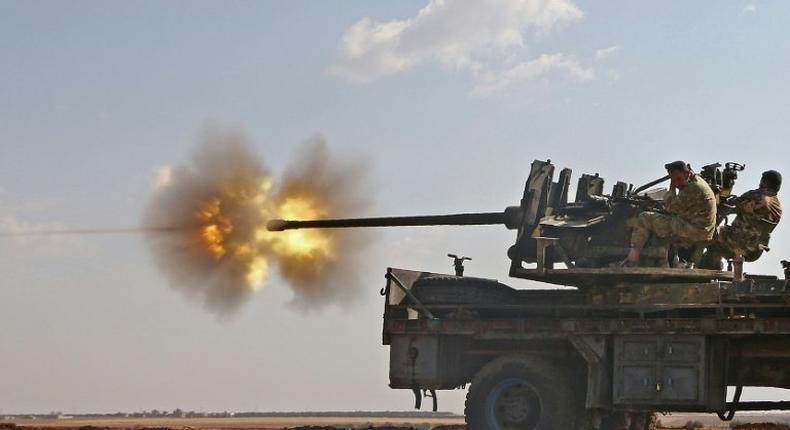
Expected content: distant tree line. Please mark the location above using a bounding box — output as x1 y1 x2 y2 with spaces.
3 411 458 420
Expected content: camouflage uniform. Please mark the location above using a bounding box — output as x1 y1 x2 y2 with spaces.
631 175 717 249
703 188 782 262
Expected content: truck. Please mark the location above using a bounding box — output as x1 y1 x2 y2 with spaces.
266 160 789 430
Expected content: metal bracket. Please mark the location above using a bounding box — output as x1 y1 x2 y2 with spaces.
717 385 742 421
412 388 422 410
534 237 574 274
733 254 745 281
426 389 438 412
385 271 437 320
411 388 438 412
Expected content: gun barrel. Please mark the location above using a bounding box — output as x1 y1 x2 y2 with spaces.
266 211 508 231
632 174 670 196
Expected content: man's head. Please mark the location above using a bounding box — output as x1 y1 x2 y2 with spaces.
665 160 692 189
760 170 782 192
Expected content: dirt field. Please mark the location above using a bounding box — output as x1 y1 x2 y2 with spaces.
3 416 789 430
0 417 464 430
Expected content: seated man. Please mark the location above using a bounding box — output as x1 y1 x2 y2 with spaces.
700 170 783 270
624 161 717 266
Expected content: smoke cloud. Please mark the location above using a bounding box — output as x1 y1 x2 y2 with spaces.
271 136 373 310
143 127 372 317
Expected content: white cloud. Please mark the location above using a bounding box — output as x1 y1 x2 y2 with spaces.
471 53 594 96
595 45 621 60
329 0 584 83
743 4 757 13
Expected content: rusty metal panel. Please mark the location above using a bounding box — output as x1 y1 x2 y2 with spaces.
620 365 656 400
663 366 699 400
511 266 734 287
664 339 702 362
614 282 723 305
385 315 790 336
388 335 466 390
728 277 790 300
571 336 613 409
389 335 439 388
614 336 710 409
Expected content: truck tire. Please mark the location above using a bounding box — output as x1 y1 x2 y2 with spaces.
465 355 581 430
600 412 656 430
633 413 656 430
410 276 517 306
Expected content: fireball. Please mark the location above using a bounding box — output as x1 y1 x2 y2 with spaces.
188 178 335 291
261 196 333 260
144 130 366 315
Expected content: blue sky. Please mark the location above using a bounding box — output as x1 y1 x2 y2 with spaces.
1 0 789 414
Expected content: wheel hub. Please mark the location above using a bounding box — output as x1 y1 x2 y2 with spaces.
487 379 541 430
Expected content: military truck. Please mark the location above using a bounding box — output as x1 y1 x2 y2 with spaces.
267 160 789 430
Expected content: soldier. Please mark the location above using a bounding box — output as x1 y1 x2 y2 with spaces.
624 161 717 266
699 170 783 270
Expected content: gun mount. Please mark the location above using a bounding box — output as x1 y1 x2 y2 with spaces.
267 159 738 287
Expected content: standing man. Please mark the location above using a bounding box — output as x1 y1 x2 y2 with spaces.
625 161 717 266
700 170 783 270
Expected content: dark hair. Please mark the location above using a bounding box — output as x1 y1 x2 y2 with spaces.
664 160 690 173
762 170 782 192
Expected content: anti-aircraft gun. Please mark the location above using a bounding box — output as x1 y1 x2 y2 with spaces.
269 160 739 284
267 160 790 430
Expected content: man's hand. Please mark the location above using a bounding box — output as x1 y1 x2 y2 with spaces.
719 195 737 213
722 195 739 205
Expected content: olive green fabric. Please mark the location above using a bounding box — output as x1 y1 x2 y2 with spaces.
631 175 717 249
704 188 782 261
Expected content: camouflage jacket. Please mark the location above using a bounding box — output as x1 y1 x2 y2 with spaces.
664 175 717 236
730 188 782 244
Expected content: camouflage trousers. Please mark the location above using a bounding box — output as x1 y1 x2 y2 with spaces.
705 225 762 259
631 211 712 249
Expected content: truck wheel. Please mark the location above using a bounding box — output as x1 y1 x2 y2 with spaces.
634 413 656 430
600 412 656 430
465 355 580 430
